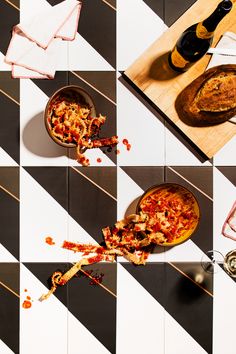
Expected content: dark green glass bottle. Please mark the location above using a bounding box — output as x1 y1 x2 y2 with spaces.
168 0 233 72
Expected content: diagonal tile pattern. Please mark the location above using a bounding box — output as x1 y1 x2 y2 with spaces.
0 73 19 164
0 0 235 353
0 263 19 354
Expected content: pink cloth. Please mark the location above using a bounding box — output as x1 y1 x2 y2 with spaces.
5 0 82 79
222 201 236 240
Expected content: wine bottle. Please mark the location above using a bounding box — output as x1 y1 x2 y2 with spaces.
168 0 233 72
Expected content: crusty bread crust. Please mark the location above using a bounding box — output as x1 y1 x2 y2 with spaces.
175 64 236 126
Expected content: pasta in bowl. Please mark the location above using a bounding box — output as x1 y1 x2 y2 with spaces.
136 183 200 246
44 86 118 166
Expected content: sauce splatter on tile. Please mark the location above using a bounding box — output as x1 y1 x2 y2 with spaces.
22 300 32 309
122 138 131 151
45 236 55 246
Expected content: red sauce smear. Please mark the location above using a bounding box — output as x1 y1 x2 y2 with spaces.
45 236 55 246
122 138 131 151
22 300 32 309
97 158 102 163
115 149 120 155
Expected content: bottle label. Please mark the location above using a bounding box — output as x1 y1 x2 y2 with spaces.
170 47 189 69
196 22 214 39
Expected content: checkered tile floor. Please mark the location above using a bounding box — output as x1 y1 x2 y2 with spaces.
0 1 235 353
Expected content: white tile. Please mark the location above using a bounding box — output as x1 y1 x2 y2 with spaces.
213 167 236 256
69 34 114 71
117 79 165 166
68 148 116 167
116 264 165 354
20 263 68 354
20 80 69 166
67 216 100 263
0 52 11 71
117 0 166 71
165 311 207 354
20 167 68 262
213 267 236 354
117 166 143 220
165 239 206 262
0 148 18 166
68 313 110 354
0 244 18 262
165 128 212 166
214 135 236 166
0 340 14 354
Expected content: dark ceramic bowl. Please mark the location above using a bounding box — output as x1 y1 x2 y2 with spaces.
136 183 200 246
44 85 96 148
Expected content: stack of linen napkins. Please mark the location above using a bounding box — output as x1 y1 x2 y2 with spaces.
5 0 82 79
207 31 236 123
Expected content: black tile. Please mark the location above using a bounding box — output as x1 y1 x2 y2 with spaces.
169 166 213 198
69 72 117 164
166 166 213 254
121 166 164 192
0 167 19 200
77 167 117 199
32 72 68 98
69 167 117 244
46 0 62 5
24 263 69 305
68 263 116 353
0 263 19 354
74 71 116 103
0 88 19 164
0 187 19 260
216 167 236 187
164 0 196 26
165 263 213 353
78 0 116 68
24 167 68 211
143 0 164 20
121 262 165 305
0 1 19 55
0 72 19 103
219 264 236 283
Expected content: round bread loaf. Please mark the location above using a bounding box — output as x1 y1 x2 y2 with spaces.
176 64 236 126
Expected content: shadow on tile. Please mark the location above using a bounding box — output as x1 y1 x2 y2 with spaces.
22 112 67 159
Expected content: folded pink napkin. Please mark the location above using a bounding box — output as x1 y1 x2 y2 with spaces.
5 0 82 79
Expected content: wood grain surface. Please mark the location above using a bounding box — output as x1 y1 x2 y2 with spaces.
125 0 236 158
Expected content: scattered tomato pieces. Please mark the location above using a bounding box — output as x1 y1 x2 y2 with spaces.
22 300 32 309
122 138 131 151
45 236 55 246
115 149 120 155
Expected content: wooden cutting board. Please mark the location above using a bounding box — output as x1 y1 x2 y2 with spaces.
124 0 236 158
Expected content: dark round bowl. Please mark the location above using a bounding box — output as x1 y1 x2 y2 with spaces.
44 85 96 148
136 183 200 246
